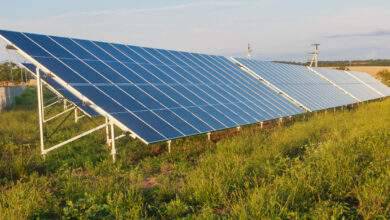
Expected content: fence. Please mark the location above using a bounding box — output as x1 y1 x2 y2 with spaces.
0 86 25 111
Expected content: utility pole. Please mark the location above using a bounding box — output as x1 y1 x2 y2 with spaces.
309 43 320 67
247 43 253 58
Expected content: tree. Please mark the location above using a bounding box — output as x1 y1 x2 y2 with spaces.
0 62 29 84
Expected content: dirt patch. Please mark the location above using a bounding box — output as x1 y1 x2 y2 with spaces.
142 177 158 189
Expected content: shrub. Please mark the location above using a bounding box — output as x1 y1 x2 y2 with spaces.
377 69 390 86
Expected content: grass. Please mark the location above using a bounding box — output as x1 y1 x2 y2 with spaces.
0 88 389 219
377 70 390 86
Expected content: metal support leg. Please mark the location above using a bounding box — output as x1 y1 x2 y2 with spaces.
74 108 79 123
260 122 263 129
36 67 45 158
207 132 211 141
39 75 45 121
63 99 67 110
167 140 172 153
110 120 116 163
105 117 110 147
278 118 283 126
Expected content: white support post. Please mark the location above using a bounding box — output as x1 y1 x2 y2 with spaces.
105 117 110 147
42 123 108 154
74 108 79 123
114 134 127 141
36 67 45 157
39 74 45 121
44 106 75 123
63 99 67 110
237 126 241 131
278 118 283 126
167 140 172 153
207 132 211 141
260 122 264 129
110 120 117 163
44 99 60 110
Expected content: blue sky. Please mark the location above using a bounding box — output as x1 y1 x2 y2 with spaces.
1 0 390 62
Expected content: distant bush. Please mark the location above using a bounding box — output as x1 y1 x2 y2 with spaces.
14 87 37 107
377 69 390 86
335 66 350 71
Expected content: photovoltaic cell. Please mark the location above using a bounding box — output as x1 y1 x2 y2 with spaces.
313 68 383 101
348 71 390 97
234 58 358 111
20 63 99 117
0 30 304 143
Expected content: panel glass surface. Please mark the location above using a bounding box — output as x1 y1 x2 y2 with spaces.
235 58 357 111
313 68 383 101
21 63 99 117
1 30 304 143
348 71 390 97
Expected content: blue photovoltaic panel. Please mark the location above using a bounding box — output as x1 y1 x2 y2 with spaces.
234 58 357 111
348 71 390 97
20 63 99 117
0 30 304 144
313 68 383 101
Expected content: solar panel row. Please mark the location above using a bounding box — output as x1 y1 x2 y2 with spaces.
233 58 362 111
312 68 383 101
21 63 99 117
348 71 390 96
0 30 303 143
1 29 388 145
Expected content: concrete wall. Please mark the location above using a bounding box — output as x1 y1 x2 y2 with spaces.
0 86 25 111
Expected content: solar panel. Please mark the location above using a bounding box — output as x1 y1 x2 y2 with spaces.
233 58 358 111
20 63 99 117
0 30 304 144
313 68 383 101
347 71 390 97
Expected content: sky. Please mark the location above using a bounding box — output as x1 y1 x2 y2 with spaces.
0 0 390 62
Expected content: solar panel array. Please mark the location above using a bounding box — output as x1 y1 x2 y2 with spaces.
0 30 303 143
348 71 390 96
234 58 359 111
1 29 388 144
20 63 98 117
313 68 383 101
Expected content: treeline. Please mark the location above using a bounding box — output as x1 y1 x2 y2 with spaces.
318 59 390 67
274 59 390 67
0 62 30 84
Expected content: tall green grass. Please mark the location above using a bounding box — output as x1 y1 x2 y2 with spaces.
0 91 389 218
